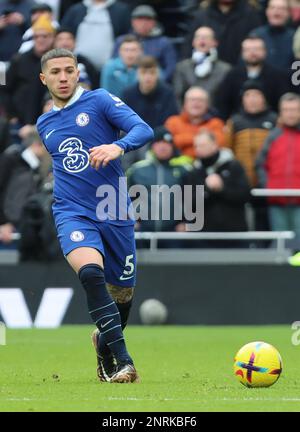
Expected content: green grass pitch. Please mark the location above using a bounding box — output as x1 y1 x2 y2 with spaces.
0 325 299 412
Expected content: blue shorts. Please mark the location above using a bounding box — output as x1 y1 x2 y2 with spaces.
55 216 136 287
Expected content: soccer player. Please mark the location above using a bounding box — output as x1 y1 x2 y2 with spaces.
36 48 153 383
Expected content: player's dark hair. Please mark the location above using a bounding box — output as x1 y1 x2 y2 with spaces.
41 48 78 71
137 55 158 69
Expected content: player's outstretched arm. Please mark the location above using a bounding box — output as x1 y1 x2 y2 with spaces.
89 143 124 170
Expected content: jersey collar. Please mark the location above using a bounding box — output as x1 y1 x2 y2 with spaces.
52 86 85 111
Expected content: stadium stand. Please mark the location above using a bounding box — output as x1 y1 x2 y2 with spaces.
0 0 300 314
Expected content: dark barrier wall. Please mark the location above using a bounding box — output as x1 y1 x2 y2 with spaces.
0 262 299 325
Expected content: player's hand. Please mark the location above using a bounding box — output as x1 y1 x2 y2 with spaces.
0 223 15 244
89 144 124 169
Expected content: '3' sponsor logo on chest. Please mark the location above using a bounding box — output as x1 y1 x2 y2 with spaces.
58 137 89 173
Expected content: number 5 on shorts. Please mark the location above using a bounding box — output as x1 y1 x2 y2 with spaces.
124 254 134 276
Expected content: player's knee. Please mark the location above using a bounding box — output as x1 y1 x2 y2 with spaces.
78 263 105 294
106 284 134 303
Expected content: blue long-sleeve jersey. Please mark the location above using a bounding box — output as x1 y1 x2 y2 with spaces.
37 88 153 225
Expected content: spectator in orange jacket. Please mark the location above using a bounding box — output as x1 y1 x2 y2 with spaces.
165 86 225 158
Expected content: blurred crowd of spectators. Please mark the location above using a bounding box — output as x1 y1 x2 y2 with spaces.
1 0 300 257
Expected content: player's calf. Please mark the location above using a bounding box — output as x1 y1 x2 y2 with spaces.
95 285 135 382
79 264 134 367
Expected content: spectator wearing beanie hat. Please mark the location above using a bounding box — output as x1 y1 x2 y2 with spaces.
225 80 277 188
19 3 59 54
225 80 277 233
113 4 177 82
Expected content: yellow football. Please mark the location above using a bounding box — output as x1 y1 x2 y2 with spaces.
233 341 282 388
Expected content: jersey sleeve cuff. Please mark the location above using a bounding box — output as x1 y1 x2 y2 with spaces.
113 142 126 154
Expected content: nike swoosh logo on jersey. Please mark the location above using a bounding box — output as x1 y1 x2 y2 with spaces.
119 274 135 281
101 318 114 328
45 129 56 139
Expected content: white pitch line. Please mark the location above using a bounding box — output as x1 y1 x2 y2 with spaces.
4 396 300 403
6 398 40 401
107 397 300 402
218 397 300 402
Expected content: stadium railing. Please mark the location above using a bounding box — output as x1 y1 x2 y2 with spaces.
251 188 300 197
0 230 294 265
0 231 295 265
0 188 299 263
134 231 294 252
6 229 295 254
134 187 300 262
